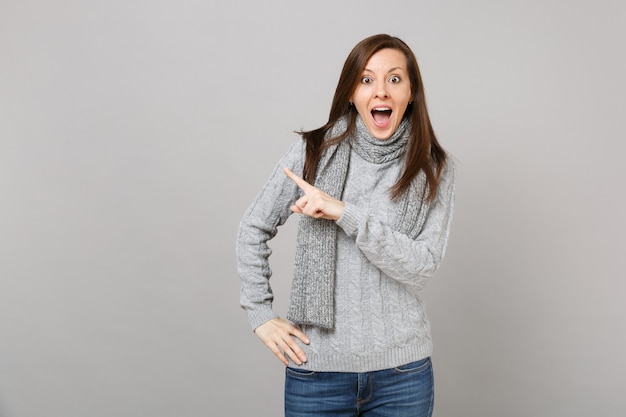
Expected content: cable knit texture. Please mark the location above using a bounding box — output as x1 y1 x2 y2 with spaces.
236 116 456 372
287 116 426 329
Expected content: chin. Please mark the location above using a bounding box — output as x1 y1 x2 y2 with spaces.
372 131 393 140
368 123 398 140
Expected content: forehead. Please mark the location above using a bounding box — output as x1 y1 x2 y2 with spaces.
363 48 407 71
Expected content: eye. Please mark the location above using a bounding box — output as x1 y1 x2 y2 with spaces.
388 75 401 83
361 76 372 84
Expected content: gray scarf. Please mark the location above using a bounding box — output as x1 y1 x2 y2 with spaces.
286 116 429 329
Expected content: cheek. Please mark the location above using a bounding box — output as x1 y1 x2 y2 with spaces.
355 104 370 121
397 94 412 113
352 83 375 102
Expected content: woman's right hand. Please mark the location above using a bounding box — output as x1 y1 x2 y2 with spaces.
254 317 310 366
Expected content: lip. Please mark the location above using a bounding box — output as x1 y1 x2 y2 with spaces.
370 105 393 128
370 105 392 113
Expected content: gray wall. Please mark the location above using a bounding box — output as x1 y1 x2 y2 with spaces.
1 0 624 416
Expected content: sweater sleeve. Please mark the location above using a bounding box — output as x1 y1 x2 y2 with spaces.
236 140 304 330
336 159 457 294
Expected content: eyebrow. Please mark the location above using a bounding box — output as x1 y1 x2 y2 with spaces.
362 66 405 74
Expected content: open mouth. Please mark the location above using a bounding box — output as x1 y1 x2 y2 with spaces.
371 107 392 127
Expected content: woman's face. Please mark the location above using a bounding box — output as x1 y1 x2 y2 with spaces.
350 48 412 140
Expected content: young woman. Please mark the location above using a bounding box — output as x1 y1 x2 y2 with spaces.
236 34 456 417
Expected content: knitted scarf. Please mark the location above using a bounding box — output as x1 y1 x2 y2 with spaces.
286 116 429 329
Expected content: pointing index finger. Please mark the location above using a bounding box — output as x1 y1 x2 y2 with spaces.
283 167 314 192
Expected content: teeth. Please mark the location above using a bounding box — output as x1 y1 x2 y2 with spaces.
373 107 391 111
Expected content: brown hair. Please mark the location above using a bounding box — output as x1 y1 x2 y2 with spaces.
300 34 447 201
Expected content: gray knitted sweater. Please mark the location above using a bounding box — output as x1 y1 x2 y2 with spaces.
236 136 456 373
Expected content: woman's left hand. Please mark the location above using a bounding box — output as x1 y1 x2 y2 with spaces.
284 167 345 221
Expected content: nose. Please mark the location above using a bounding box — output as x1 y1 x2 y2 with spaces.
374 81 389 98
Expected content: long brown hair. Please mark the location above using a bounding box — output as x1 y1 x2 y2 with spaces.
300 34 447 201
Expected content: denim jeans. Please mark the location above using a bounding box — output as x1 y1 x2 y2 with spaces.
284 357 434 417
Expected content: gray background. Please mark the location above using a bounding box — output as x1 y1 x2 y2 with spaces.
1 0 624 416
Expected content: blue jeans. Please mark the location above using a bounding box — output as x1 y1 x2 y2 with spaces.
284 357 434 417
